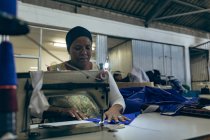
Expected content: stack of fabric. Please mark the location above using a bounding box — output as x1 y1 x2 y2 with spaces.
120 86 198 115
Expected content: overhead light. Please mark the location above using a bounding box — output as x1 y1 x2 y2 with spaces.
53 42 66 48
104 62 109 70
29 67 38 71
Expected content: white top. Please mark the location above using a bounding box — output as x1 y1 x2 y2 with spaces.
107 71 126 110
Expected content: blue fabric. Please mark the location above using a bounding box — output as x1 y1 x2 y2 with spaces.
1 0 17 16
0 41 17 85
87 86 198 125
86 112 140 125
121 86 198 115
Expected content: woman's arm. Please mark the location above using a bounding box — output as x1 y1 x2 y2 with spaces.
104 71 129 122
108 71 125 111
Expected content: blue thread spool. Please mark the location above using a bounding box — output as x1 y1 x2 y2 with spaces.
0 0 17 16
0 0 29 35
0 41 17 139
0 0 29 138
0 41 17 85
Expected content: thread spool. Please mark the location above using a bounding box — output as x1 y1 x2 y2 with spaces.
0 0 29 139
0 0 17 16
0 41 18 139
0 0 29 35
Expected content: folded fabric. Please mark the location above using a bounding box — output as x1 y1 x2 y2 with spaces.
86 112 140 125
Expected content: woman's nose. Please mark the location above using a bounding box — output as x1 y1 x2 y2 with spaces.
80 48 88 54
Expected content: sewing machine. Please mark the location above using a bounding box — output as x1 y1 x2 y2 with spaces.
16 71 109 139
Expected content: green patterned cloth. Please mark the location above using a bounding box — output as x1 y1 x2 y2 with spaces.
48 62 100 118
49 94 100 118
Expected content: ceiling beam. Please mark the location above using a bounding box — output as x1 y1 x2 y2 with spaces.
172 0 204 10
144 0 172 27
172 0 210 32
192 41 210 48
51 0 145 19
154 8 210 21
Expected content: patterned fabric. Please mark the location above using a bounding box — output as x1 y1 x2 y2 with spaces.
47 61 100 118
47 61 98 71
47 62 67 71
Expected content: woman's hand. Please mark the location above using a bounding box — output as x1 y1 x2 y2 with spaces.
45 106 87 120
64 107 87 120
104 104 130 123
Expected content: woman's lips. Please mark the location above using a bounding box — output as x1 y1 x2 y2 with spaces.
79 58 88 61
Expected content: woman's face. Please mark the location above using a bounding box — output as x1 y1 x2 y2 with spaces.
69 36 92 69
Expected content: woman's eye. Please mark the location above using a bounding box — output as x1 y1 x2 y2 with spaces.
75 48 81 51
86 46 91 50
73 45 91 51
74 46 82 51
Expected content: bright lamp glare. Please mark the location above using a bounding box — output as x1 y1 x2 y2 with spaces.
53 42 66 48
104 62 109 69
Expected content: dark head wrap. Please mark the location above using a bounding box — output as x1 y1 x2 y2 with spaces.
66 26 92 51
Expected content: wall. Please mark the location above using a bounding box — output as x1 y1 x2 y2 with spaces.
109 41 132 74
132 40 186 83
17 1 210 86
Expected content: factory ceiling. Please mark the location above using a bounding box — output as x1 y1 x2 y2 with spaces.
19 0 210 38
48 0 210 33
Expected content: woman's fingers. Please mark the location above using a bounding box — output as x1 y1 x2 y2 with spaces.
112 115 120 123
117 115 130 122
105 113 131 123
107 114 114 123
75 110 87 120
68 108 87 120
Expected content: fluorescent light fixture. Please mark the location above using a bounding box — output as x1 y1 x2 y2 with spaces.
53 42 66 48
29 67 38 71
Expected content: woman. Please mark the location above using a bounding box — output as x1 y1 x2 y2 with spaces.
46 26 128 123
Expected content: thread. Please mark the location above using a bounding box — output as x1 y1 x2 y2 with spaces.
0 41 17 139
0 41 17 85
0 0 17 16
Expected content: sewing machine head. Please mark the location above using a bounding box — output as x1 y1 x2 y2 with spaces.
16 70 109 139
